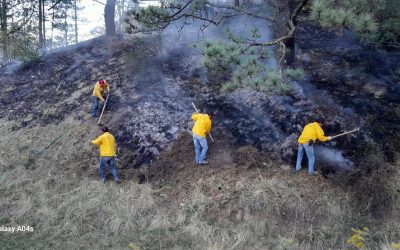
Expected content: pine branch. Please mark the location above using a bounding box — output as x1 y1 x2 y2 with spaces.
9 9 35 34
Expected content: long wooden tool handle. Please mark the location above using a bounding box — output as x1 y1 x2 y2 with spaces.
192 102 199 112
191 102 215 142
207 131 215 142
98 93 110 125
331 128 360 139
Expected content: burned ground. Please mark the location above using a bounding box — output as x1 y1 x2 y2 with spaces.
296 22 400 162
1 26 400 249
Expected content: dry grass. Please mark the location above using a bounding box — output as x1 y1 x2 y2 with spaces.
1 117 400 249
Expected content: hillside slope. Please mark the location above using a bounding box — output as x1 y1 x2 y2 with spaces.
1 36 400 249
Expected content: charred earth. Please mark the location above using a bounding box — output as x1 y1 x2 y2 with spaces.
0 22 399 249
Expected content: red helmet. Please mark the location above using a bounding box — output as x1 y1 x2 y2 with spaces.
99 79 105 87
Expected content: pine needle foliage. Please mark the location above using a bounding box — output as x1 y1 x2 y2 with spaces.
0 30 39 65
190 0 208 12
284 68 305 78
126 5 174 33
309 0 400 47
310 0 330 21
354 13 378 34
201 41 241 72
138 6 172 30
376 0 400 47
334 8 355 27
200 28 301 94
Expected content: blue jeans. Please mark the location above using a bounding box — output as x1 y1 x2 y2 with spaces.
99 156 120 181
92 96 100 117
193 134 208 164
295 143 315 175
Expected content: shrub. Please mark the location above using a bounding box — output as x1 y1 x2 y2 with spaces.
334 8 355 27
353 13 378 34
284 68 305 79
309 0 400 47
221 81 240 93
319 9 338 28
310 0 330 20
347 227 369 249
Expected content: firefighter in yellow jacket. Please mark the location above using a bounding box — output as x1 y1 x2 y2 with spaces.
295 118 332 175
92 79 110 117
90 126 121 183
192 112 215 165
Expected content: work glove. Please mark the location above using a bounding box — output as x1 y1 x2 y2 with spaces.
327 136 332 141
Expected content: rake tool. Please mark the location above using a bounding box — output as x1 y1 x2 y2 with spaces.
330 128 360 140
191 102 215 142
98 92 110 126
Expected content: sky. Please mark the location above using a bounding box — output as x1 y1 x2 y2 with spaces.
76 0 106 41
69 0 159 42
44 0 105 46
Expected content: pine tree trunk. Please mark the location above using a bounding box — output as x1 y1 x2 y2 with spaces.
51 2 54 50
105 0 116 37
1 0 8 62
39 0 44 48
284 0 296 66
1 0 6 32
284 37 295 66
117 0 125 32
42 1 46 47
74 0 78 44
64 9 68 46
274 0 297 67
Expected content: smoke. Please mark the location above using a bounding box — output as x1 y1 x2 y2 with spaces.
314 145 354 170
160 7 276 67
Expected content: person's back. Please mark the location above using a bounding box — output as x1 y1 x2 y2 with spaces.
295 119 331 175
90 127 120 183
298 122 328 144
192 113 211 138
92 132 116 157
191 112 214 165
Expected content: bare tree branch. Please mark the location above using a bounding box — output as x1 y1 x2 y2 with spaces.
165 0 196 20
92 0 106 6
48 0 64 11
247 0 308 47
132 0 308 52
133 0 278 33
206 2 274 22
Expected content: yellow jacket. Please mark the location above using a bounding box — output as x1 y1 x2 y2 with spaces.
91 132 116 157
298 122 328 144
92 80 110 101
192 113 212 138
